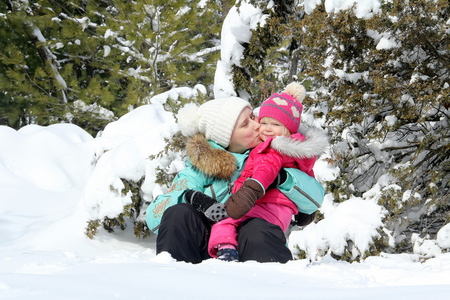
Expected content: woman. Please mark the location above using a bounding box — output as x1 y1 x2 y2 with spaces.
146 96 325 264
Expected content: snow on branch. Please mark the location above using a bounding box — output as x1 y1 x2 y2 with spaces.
26 21 68 103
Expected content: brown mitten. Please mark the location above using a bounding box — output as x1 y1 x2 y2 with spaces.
225 178 265 219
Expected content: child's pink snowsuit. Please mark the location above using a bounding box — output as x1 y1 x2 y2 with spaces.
208 132 316 258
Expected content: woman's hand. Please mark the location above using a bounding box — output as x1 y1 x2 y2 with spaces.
184 190 228 222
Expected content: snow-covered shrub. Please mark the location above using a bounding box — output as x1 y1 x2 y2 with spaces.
84 86 206 239
289 194 388 262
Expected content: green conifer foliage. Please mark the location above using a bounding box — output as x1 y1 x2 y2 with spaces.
232 0 302 106
135 0 221 90
300 0 449 254
1 0 221 134
1 0 66 128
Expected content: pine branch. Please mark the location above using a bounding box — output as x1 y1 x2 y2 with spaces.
15 3 69 104
4 0 13 11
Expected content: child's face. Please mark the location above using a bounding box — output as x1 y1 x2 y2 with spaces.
259 117 288 141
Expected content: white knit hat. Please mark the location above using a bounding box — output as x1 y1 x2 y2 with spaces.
177 97 251 148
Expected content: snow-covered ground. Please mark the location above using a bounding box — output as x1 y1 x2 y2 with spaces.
1 99 449 299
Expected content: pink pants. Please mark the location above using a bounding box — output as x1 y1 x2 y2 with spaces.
208 203 294 258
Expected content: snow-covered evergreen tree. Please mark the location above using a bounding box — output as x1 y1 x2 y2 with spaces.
299 0 449 255
228 0 305 105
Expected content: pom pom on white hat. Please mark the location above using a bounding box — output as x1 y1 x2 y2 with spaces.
177 97 251 148
177 103 200 137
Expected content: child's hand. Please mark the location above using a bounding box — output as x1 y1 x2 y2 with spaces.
225 178 265 219
267 168 287 190
292 211 316 227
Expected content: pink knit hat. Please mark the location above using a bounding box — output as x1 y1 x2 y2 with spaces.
258 82 306 133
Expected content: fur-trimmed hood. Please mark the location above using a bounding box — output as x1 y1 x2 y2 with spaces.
186 133 238 180
271 124 329 159
185 125 329 180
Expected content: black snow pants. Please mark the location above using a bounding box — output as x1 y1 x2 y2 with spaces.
156 203 292 264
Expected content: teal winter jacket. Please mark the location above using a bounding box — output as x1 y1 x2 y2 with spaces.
146 128 327 233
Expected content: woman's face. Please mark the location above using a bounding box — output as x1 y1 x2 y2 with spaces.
228 107 262 153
